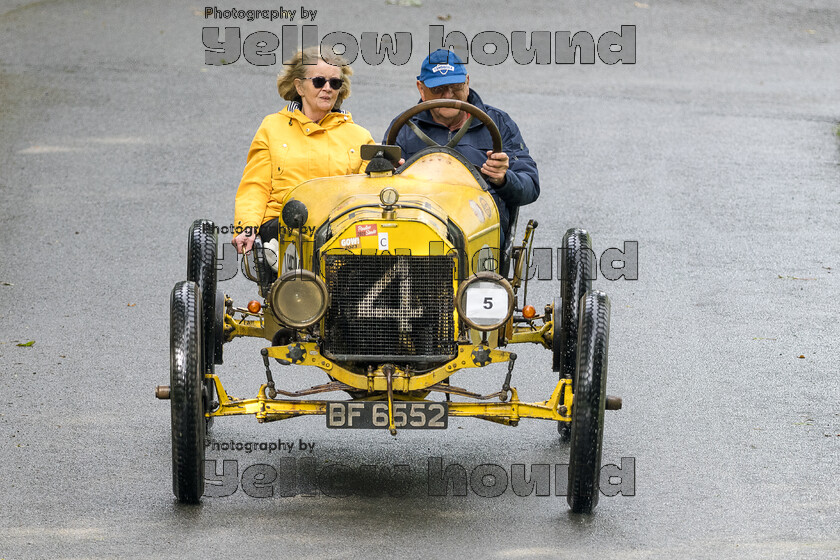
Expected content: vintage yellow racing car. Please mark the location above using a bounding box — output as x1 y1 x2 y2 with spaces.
157 100 622 512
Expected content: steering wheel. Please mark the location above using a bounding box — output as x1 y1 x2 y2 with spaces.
385 100 503 154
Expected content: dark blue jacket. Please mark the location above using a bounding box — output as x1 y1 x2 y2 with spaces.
385 90 540 243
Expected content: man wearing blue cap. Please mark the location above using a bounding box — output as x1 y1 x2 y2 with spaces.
386 48 540 247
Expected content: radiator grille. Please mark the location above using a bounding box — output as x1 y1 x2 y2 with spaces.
323 255 456 360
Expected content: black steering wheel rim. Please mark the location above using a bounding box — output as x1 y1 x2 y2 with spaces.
385 100 503 153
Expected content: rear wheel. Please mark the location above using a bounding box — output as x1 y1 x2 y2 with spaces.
187 219 219 424
555 228 594 441
170 281 206 504
567 291 610 514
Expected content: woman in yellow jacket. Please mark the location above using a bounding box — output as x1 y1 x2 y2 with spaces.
232 48 375 254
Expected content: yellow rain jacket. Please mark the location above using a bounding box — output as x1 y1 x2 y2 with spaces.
234 103 375 232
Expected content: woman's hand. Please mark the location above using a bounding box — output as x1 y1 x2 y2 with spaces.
233 231 257 254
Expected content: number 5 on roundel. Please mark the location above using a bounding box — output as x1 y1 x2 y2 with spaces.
466 287 508 319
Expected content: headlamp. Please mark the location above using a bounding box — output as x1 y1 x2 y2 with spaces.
455 272 514 331
268 269 329 328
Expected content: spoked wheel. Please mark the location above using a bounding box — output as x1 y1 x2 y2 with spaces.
567 291 610 514
170 280 206 504
187 219 219 426
555 228 594 442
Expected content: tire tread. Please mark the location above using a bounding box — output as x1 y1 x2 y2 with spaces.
567 290 610 514
170 280 205 504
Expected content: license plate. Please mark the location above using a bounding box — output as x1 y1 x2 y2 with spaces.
326 401 448 429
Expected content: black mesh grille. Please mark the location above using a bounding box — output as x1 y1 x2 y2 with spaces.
323 254 456 360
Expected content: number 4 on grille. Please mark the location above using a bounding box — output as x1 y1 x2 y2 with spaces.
357 260 424 331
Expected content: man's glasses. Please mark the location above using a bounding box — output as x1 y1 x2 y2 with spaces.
303 76 344 90
427 82 466 96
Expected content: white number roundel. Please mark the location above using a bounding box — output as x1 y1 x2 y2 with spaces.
465 284 508 323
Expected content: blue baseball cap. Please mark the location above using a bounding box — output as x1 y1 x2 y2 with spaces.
417 48 467 88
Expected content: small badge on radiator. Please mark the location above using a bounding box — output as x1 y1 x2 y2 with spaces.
356 224 378 237
340 236 360 248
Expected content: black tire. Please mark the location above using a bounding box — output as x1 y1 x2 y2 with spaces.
170 281 206 504
567 291 610 514
187 219 218 373
555 229 594 440
187 220 219 426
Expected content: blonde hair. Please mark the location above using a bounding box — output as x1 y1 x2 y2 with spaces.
276 47 353 110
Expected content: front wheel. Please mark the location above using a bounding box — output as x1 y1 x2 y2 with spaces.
187 219 219 372
187 219 219 426
170 280 206 504
567 291 610 514
555 228 594 441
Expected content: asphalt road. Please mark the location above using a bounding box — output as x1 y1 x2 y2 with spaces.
1 1 838 558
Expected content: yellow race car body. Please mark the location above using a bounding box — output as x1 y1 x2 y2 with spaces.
162 101 619 513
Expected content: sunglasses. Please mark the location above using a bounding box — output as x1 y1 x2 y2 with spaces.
303 76 344 90
427 82 466 95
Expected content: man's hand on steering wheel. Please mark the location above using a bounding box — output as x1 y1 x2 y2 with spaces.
482 151 509 186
